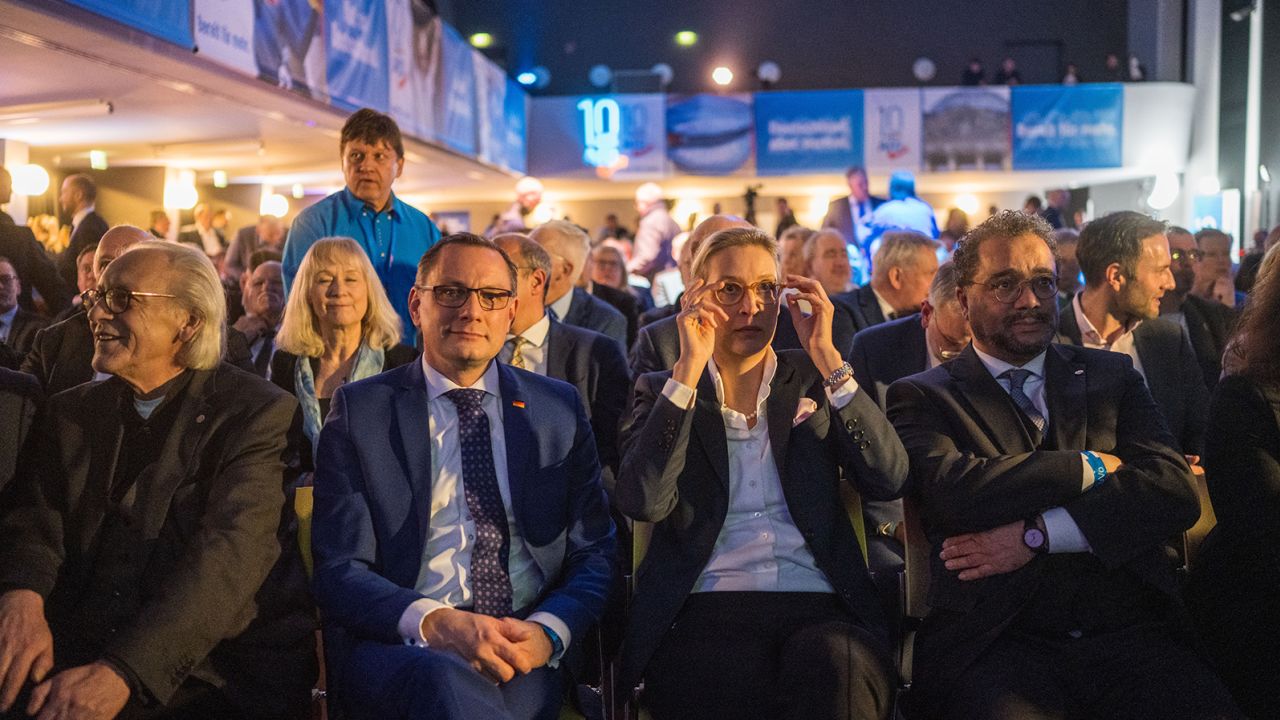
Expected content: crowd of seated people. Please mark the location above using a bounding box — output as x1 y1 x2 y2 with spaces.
0 107 1275 720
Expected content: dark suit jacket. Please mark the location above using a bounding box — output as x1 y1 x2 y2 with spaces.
848 314 928 410
638 299 679 329
20 309 95 395
0 367 40 493
847 313 930 570
59 211 108 288
561 285 627 349
885 344 1198 711
545 318 631 493
1170 294 1235 392
589 282 640 349
0 223 71 313
311 360 616 649
833 285 890 334
616 349 909 691
0 365 315 712
821 195 886 246
176 225 226 256
628 307 855 378
1058 306 1210 455
0 308 52 370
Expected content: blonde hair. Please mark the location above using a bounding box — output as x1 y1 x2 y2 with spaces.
277 237 402 357
112 241 226 370
691 227 779 279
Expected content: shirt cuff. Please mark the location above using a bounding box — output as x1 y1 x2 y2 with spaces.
397 597 449 646
661 377 696 410
527 610 572 668
1041 507 1092 553
824 376 860 409
1078 453 1097 491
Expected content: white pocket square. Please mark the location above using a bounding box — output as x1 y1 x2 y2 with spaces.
792 398 819 427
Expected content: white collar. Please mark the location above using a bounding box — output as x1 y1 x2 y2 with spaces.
972 345 1048 381
421 356 501 402
871 287 897 321
509 312 551 348
72 206 94 229
1072 292 1141 347
707 349 778 423
548 287 574 322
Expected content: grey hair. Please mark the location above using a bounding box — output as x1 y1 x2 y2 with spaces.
928 261 961 308
116 241 226 370
530 220 591 282
872 231 940 279
803 228 843 263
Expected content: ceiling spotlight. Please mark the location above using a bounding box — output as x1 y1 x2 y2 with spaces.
89 150 108 170
589 64 613 89
1229 2 1256 22
469 32 494 48
651 63 674 88
212 170 228 188
913 57 938 82
1147 173 1181 210
756 61 781 87
516 71 537 86
711 66 734 86
675 30 698 46
11 164 50 196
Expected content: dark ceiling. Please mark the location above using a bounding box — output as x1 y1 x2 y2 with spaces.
444 0 1129 95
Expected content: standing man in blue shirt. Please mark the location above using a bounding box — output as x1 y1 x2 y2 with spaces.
283 108 441 340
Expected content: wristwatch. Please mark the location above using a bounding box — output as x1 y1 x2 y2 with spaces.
1022 516 1048 554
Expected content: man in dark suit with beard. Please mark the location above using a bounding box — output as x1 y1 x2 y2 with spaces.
0 241 314 719
885 210 1239 719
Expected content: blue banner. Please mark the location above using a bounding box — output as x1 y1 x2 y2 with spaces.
1012 84 1123 170
65 0 193 47
324 0 389 112
438 24 478 156
1192 195 1224 232
502 78 529 174
667 94 754 175
754 90 863 175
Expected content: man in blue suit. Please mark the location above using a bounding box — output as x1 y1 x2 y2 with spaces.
311 233 616 720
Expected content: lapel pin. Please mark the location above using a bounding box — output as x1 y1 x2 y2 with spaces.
195 414 206 423
1074 369 1084 375
511 400 525 409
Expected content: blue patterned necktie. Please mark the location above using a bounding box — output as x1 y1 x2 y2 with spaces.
1001 368 1047 434
443 388 513 616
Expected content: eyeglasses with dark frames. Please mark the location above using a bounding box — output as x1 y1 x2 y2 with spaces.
417 284 515 310
81 287 179 314
968 275 1058 304
713 280 782 306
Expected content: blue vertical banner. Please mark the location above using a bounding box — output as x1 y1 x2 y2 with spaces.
1011 84 1123 169
324 0 389 112
438 24 478 156
502 78 529 174
65 0 194 47
754 89 863 175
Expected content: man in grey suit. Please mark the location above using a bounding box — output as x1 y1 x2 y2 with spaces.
0 241 314 719
847 262 970 571
493 233 630 491
833 231 939 333
886 210 1238 719
821 166 884 252
530 220 627 349
629 182 680 281
1057 211 1210 456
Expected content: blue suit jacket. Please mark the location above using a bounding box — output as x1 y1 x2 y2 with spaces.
311 359 617 646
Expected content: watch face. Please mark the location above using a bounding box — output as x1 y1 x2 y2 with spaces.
1023 527 1046 550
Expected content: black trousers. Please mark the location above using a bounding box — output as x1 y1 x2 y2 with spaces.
935 621 1243 720
641 591 894 720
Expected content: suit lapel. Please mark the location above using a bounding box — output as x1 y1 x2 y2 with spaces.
860 286 886 325
134 370 216 538
1056 295 1084 345
80 383 125 546
498 364 532 532
949 347 1034 454
692 369 730 490
395 362 434 551
766 356 801 482
1044 345 1087 451
544 318 568 381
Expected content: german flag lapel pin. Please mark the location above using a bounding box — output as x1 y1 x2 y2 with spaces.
511 400 526 409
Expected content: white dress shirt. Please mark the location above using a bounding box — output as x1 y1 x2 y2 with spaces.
662 350 859 593
548 288 574 325
500 313 550 375
0 305 16 344
1072 294 1144 378
971 346 1095 553
396 359 570 655
848 196 872 244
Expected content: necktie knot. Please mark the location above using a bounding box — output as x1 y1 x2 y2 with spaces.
508 336 529 369
444 388 486 414
1001 368 1033 391
999 368 1046 434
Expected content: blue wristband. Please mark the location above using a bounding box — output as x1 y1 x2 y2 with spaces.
1083 451 1108 485
537 622 564 658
